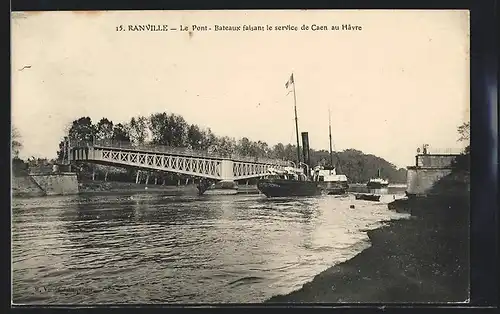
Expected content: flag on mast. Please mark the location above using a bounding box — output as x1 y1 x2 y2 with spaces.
285 73 294 89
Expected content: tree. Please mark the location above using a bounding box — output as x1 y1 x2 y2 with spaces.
237 137 252 156
457 121 470 143
12 126 22 159
169 114 188 147
112 123 130 142
272 143 286 159
148 112 188 146
128 116 149 145
283 144 298 162
453 122 470 172
217 136 237 157
56 140 66 162
253 140 271 158
68 117 95 143
187 124 204 149
148 112 169 145
95 118 114 141
200 128 217 151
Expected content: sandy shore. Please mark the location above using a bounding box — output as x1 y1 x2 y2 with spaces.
266 173 469 303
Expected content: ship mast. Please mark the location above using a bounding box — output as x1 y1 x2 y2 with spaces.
328 106 334 167
292 73 301 166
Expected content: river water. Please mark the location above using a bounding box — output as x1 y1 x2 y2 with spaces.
12 188 408 304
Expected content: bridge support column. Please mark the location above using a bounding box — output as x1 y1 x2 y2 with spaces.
145 173 149 185
135 170 140 184
220 160 235 181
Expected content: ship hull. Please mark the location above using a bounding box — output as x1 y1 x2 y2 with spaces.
257 179 321 197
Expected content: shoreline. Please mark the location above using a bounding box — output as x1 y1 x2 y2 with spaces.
265 174 470 303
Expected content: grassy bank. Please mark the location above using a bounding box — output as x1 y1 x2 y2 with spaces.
266 171 469 303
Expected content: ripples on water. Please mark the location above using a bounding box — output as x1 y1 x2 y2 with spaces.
12 189 409 304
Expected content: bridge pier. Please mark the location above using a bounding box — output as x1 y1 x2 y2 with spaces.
220 160 234 181
406 153 460 196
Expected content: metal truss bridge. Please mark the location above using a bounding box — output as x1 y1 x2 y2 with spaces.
68 140 290 181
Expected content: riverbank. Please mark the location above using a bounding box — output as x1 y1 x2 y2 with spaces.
266 171 469 303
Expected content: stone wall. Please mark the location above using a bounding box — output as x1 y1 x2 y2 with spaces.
12 173 79 197
12 176 46 197
416 155 459 168
30 173 79 196
406 167 452 196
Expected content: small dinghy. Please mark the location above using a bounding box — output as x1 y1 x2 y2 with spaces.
354 193 381 202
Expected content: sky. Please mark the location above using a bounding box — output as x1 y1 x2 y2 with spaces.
11 10 470 168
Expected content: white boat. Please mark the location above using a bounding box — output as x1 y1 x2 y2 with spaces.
367 170 389 188
313 165 349 195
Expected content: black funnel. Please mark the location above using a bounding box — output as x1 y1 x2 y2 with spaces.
301 132 310 166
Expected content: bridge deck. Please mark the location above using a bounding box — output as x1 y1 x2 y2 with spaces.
72 140 289 166
68 140 289 180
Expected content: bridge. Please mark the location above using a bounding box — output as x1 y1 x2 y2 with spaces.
66 139 290 184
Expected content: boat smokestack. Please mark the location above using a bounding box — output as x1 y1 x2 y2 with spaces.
301 132 310 166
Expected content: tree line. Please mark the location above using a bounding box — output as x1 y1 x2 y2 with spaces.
52 112 409 183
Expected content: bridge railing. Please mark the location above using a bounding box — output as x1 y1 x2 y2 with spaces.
70 139 291 166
